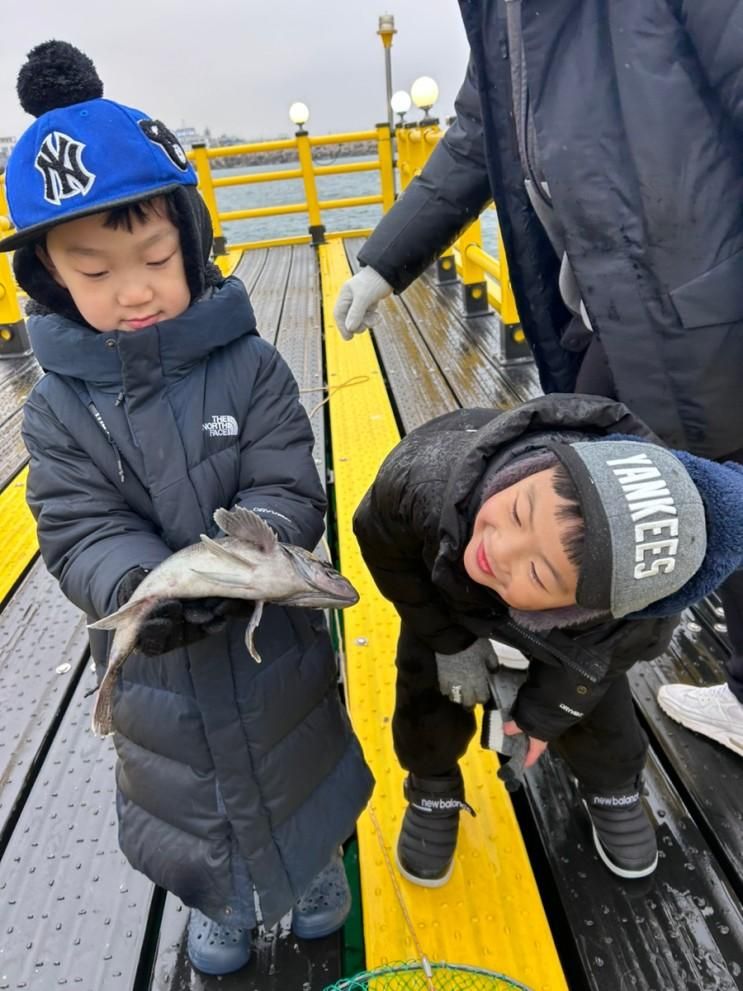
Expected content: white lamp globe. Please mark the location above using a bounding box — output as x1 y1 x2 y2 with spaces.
410 76 439 111
289 102 310 127
390 90 412 115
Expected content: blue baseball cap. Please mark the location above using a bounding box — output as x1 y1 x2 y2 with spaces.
0 97 197 251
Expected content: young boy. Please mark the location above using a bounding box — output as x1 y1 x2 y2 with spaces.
2 41 373 976
353 395 743 884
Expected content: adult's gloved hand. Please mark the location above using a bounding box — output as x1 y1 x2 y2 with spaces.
333 266 393 340
436 639 499 708
115 568 254 657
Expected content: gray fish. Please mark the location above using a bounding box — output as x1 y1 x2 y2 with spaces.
88 506 358 737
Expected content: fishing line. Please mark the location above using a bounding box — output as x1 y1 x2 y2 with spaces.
367 804 437 991
298 374 370 418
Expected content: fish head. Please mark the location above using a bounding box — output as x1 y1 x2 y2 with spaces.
277 545 359 608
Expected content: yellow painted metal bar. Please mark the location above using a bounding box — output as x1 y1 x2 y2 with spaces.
457 218 486 286
318 195 382 211
320 238 567 988
220 202 308 222
0 468 37 605
212 169 303 187
314 161 381 177
190 145 224 243
497 226 520 326
296 131 323 231
376 123 396 212
188 138 296 159
309 130 377 145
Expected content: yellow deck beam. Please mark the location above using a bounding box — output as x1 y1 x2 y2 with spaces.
320 239 567 989
0 467 37 604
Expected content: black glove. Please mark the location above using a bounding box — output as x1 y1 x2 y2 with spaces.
115 569 254 657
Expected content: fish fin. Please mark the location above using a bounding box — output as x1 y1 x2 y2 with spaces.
214 506 277 553
88 597 157 631
189 568 249 588
245 600 264 663
198 532 255 567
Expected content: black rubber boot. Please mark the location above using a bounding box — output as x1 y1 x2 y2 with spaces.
580 778 658 879
396 768 475 888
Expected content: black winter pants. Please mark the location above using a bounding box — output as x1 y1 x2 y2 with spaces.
577 334 743 703
392 625 647 793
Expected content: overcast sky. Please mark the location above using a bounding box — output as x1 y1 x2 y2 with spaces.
0 1 471 141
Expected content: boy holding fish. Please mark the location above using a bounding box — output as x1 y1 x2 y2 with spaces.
1 41 373 976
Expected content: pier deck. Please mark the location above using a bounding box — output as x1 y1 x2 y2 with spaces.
1 241 741 991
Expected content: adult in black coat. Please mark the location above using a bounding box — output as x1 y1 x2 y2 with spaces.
337 0 743 757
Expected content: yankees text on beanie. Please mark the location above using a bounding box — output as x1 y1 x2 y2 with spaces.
547 439 707 618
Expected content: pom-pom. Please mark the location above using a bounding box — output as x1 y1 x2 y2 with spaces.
17 40 103 118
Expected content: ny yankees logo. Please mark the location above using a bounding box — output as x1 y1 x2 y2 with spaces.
35 131 96 205
139 119 189 171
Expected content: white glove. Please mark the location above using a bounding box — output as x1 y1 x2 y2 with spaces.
333 266 393 340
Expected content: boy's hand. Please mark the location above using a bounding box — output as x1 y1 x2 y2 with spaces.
436 639 499 708
503 720 548 768
116 568 254 656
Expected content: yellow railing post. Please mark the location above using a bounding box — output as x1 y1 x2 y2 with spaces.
376 123 396 211
295 128 325 245
496 225 529 359
456 217 490 316
395 125 412 191
191 142 227 255
0 226 31 360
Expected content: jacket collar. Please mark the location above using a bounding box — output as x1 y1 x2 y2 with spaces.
26 276 255 388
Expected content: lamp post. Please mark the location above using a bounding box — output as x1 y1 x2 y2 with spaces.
410 75 440 125
390 89 411 128
288 102 325 245
288 102 310 131
377 14 396 133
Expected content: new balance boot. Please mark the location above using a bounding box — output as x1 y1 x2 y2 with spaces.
186 908 251 975
580 779 658 879
396 768 475 888
292 849 352 940
657 682 743 756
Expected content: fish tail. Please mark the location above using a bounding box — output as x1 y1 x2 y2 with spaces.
91 673 115 737
88 596 157 632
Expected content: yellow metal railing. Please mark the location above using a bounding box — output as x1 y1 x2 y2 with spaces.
0 116 521 339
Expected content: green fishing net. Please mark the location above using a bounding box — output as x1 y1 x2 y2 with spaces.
324 962 533 990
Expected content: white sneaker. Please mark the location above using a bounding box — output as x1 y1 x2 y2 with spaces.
657 683 743 756
489 639 530 671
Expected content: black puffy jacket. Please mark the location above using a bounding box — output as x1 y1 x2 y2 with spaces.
22 278 373 927
359 0 743 458
353 395 679 742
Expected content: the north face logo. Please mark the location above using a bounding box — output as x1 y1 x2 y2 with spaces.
203 415 238 437
139 119 189 171
35 131 96 205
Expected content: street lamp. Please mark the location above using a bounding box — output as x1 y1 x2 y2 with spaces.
411 76 439 124
289 102 310 132
390 89 411 126
377 13 396 132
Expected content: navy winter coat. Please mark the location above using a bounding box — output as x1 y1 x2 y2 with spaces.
21 277 374 927
359 0 743 458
